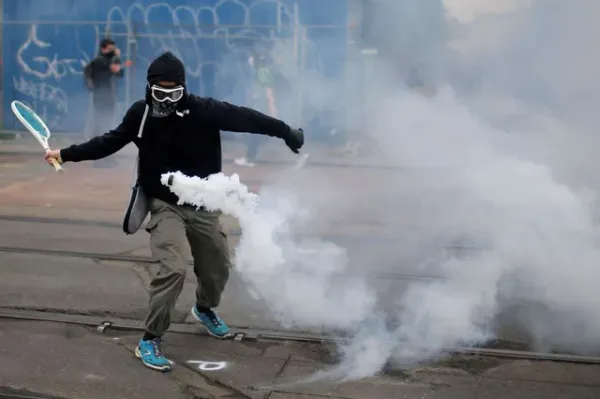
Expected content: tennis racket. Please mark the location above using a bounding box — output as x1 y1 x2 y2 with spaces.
11 100 64 172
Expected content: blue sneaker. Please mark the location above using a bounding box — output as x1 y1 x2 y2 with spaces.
191 306 232 338
135 338 172 372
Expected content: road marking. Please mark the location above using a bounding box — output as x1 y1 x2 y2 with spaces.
188 360 228 371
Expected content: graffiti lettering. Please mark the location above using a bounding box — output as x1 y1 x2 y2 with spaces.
13 76 68 128
13 76 68 113
17 25 86 80
187 360 228 371
104 0 298 96
4 1 330 134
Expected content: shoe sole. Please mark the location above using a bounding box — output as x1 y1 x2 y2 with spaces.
134 347 172 372
234 160 255 167
190 307 232 339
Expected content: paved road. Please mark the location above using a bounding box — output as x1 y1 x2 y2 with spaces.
2 319 600 399
3 152 600 398
0 153 466 275
0 152 435 335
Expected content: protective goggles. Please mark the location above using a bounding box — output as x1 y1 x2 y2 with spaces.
150 85 184 102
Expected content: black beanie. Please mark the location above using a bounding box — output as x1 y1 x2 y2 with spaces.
147 51 186 86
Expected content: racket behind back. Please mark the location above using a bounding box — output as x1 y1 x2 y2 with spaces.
11 100 63 172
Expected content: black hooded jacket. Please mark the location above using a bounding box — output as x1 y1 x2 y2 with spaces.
87 52 124 94
61 52 293 205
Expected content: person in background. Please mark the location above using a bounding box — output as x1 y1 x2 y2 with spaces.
83 38 125 168
234 46 281 167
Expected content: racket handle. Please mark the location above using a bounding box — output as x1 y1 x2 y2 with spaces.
49 158 64 172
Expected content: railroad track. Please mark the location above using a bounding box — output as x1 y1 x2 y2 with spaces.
0 214 120 229
4 243 600 366
2 217 599 366
1 307 600 365
0 214 482 249
0 214 482 282
0 244 442 282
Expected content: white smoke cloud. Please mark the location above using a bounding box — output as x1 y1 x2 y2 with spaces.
162 0 600 382
162 172 376 332
444 0 531 23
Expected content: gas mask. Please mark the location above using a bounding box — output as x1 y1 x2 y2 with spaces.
148 84 185 118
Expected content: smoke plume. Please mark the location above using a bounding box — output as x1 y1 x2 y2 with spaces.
165 0 600 381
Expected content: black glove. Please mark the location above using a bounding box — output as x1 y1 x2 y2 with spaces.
284 128 304 154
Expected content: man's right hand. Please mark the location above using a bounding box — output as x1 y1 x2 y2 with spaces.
45 149 63 166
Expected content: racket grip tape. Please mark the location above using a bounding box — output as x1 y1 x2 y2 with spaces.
49 158 64 172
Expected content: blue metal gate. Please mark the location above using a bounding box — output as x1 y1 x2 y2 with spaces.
2 0 348 137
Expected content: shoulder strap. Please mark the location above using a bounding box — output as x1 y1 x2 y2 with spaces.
137 105 149 138
133 105 150 182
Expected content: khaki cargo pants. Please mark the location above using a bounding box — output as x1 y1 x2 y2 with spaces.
144 198 231 337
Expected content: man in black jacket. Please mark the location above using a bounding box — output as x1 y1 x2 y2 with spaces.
45 52 304 372
84 38 125 168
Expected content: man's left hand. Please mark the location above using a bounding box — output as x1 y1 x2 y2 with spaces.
110 64 121 73
285 128 304 154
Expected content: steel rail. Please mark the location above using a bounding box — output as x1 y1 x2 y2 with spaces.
0 245 442 282
0 214 481 249
2 308 600 365
0 215 121 229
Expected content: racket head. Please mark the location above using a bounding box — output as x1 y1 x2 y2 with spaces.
11 100 52 148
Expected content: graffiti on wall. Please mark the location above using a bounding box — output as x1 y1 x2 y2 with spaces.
104 0 298 98
3 0 345 134
10 24 99 129
17 25 88 80
12 76 68 129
